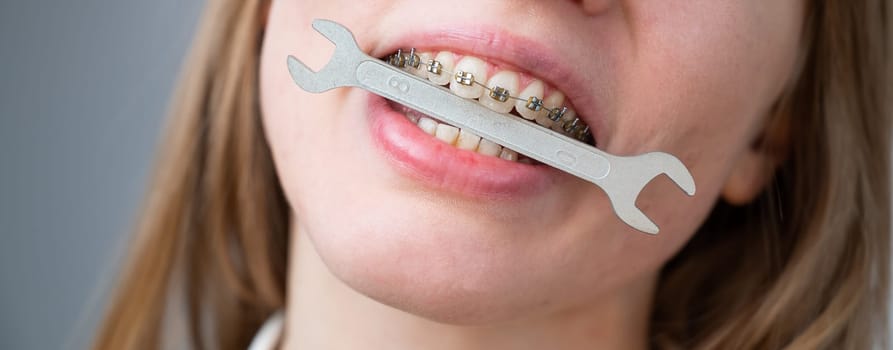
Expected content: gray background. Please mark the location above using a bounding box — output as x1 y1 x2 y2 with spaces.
0 1 204 349
0 2 890 350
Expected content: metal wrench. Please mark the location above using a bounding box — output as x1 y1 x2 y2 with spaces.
286 19 696 234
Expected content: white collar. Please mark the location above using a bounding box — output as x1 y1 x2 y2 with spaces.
248 311 284 350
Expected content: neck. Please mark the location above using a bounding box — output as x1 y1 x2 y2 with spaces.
283 226 655 350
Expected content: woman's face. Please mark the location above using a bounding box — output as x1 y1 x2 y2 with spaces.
260 1 803 323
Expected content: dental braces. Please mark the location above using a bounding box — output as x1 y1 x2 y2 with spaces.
387 48 594 144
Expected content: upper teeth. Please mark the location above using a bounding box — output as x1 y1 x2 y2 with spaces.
387 49 593 145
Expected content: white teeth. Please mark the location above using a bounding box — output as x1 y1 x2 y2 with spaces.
435 124 460 144
418 117 438 135
451 56 488 99
479 71 519 114
393 50 587 160
411 52 432 78
411 116 524 162
455 129 482 150
476 138 502 157
515 80 546 121
499 148 519 161
428 51 455 85
391 48 590 144
542 91 566 129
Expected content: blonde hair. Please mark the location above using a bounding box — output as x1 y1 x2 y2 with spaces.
94 0 891 349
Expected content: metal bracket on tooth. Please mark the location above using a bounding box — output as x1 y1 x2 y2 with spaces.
286 19 697 234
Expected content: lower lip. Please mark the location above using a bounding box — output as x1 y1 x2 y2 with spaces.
366 93 558 198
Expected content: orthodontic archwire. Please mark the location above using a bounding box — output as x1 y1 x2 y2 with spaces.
386 48 594 145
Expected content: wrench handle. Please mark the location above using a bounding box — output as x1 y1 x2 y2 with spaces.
355 60 613 185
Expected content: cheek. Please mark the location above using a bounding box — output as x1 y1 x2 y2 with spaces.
605 0 803 211
259 0 364 207
613 2 801 149
580 1 804 257
260 0 395 202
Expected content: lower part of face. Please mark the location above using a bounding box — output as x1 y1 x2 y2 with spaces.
259 0 803 323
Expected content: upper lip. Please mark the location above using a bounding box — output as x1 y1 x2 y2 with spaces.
369 25 603 143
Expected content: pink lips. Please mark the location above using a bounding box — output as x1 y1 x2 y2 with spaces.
367 93 558 198
360 25 604 198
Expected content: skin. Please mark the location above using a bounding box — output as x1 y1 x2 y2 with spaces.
258 0 804 348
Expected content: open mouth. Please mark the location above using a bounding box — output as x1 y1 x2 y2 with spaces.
378 48 596 164
362 28 603 197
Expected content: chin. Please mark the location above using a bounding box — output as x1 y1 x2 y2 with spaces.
316 226 555 325
297 199 629 326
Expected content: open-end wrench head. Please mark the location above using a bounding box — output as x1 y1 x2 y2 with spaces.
311 19 362 53
286 19 364 92
616 205 660 235
655 152 696 196
600 152 696 234
286 56 331 92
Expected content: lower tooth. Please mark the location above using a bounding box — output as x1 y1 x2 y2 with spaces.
418 117 438 135
477 139 502 157
499 149 518 161
435 124 460 144
455 129 481 150
415 120 524 160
